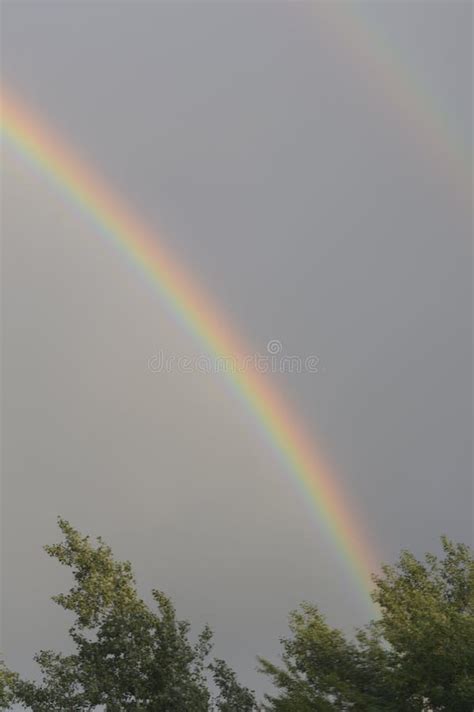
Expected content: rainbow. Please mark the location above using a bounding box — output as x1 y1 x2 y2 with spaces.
317 3 471 206
1 84 378 607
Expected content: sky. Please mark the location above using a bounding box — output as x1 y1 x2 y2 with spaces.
1 0 472 699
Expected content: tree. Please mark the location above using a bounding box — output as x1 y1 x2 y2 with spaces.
9 518 256 711
0 660 18 710
259 537 474 711
5 524 473 711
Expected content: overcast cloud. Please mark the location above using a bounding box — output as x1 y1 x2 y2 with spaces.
1 0 472 697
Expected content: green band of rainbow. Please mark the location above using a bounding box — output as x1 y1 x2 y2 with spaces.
1 85 378 608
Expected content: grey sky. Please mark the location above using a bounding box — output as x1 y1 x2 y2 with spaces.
1 0 472 698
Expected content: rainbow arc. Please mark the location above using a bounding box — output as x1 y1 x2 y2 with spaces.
1 85 378 607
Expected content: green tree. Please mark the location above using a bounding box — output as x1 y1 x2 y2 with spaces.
5 524 473 711
9 518 256 711
0 659 18 710
259 537 474 711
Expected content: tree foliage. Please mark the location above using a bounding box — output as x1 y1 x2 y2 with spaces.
0 660 18 710
7 518 256 711
3 522 472 711
259 537 474 711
